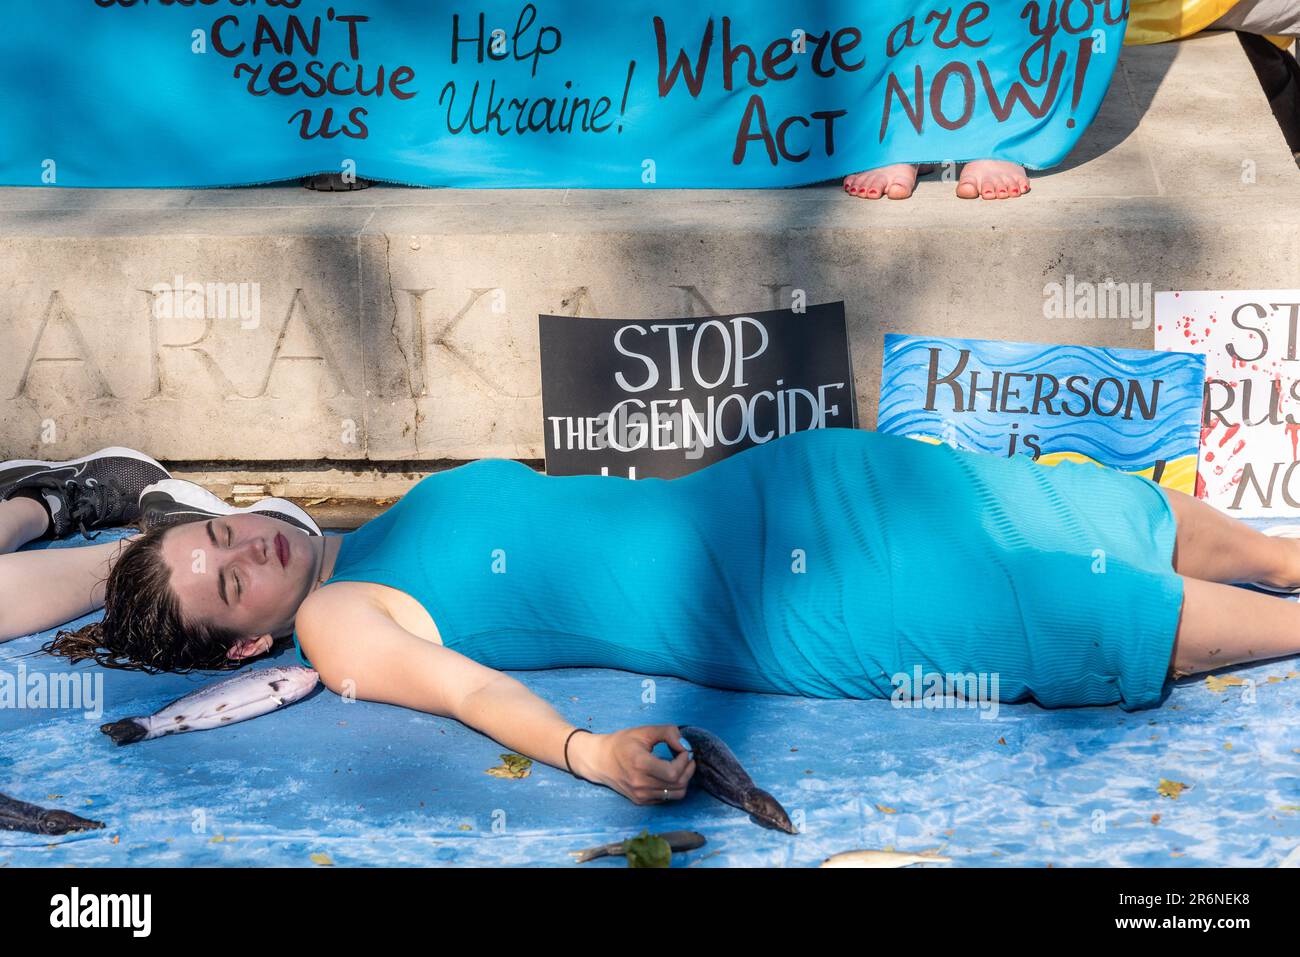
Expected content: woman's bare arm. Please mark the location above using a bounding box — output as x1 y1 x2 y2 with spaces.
296 589 695 803
0 536 138 642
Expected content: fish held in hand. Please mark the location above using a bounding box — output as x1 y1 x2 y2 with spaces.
99 666 319 745
0 791 104 835
678 724 795 834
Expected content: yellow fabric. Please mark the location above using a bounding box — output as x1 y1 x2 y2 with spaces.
1126 0 1295 49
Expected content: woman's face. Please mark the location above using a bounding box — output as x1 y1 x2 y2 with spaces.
159 514 321 660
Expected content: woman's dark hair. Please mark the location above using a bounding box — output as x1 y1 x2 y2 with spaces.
41 519 285 674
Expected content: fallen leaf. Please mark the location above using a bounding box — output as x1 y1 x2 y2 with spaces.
997 737 1007 745
626 830 672 869
46 794 62 801
876 804 897 814
1151 814 1161 825
458 824 472 831
1205 675 1245 693
310 853 334 866
1224 742 1233 750
485 753 533 779
1157 779 1188 799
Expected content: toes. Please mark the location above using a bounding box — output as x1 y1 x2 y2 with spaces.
955 178 980 199
885 180 913 199
843 172 886 198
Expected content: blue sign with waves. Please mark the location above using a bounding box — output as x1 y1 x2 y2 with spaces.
877 333 1206 492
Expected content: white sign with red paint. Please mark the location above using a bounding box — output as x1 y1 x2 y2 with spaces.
1155 290 1300 517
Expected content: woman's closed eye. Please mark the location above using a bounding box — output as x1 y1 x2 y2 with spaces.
225 524 241 597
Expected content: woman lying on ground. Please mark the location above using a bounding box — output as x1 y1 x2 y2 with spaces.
2 427 1298 806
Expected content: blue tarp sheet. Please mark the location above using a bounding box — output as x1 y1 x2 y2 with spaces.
3 526 1298 867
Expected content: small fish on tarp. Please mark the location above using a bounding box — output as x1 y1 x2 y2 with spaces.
678 725 795 834
572 829 706 863
99 666 319 745
0 791 104 836
820 849 952 868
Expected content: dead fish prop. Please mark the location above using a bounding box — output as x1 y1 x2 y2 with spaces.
821 849 952 868
100 666 319 745
572 829 707 863
679 724 795 834
0 791 104 836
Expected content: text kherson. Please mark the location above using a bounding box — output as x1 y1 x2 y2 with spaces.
8 1 1130 187
925 347 1165 418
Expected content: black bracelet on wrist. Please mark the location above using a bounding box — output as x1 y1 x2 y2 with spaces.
564 727 593 781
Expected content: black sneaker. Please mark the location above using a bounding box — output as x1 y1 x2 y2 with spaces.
0 447 171 541
138 479 322 537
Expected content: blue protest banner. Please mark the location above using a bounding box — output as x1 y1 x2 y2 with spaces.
2 1 1129 188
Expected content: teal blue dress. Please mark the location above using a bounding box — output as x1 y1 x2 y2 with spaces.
292 427 1184 711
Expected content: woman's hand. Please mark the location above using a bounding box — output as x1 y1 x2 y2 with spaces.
576 725 695 805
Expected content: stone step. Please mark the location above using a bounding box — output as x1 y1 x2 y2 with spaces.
1 31 1296 470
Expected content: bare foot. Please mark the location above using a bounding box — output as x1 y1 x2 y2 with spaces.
843 163 935 200
955 160 1030 200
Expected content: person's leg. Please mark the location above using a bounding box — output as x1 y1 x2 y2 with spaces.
0 496 52 554
1235 31 1300 154
0 533 141 643
1171 575 1300 677
1159 485 1300 588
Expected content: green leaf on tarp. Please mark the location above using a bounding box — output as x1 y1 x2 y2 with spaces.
625 830 672 868
486 753 533 779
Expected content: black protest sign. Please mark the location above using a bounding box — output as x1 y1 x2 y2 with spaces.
539 302 857 478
